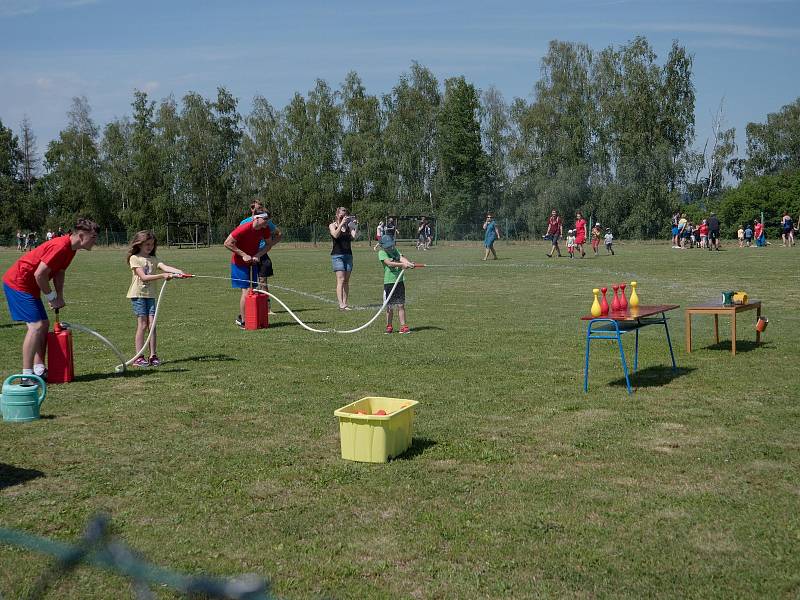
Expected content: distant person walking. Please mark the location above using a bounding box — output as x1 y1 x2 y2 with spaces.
384 218 397 241
329 206 358 310
574 211 588 258
591 222 602 256
16 230 23 251
754 219 766 247
671 211 681 248
545 209 563 258
781 211 795 247
373 220 385 251
482 213 500 260
707 212 721 251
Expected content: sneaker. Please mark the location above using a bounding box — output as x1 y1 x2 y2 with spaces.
385 325 393 334
399 325 410 334
148 355 161 367
235 315 244 327
34 368 48 382
19 377 36 387
132 356 150 367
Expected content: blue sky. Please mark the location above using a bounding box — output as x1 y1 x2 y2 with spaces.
1 0 798 165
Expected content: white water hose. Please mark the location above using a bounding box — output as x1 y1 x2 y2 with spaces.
60 278 174 373
190 268 411 334
55 266 418 374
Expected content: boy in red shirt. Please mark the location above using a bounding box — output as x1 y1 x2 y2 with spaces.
223 212 272 328
2 218 99 381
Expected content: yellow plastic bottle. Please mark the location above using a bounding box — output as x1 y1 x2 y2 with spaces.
629 281 640 308
591 288 602 317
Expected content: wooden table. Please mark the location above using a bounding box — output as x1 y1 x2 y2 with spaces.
684 301 762 355
581 305 679 394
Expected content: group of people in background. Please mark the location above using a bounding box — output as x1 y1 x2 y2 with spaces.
672 210 798 250
16 228 66 252
671 211 722 250
544 209 614 258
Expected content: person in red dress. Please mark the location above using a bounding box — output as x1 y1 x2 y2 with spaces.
2 218 99 381
574 211 588 258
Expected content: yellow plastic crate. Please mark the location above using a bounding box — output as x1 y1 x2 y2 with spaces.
334 397 419 463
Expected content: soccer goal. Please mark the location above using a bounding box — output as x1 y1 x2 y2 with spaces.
166 221 211 248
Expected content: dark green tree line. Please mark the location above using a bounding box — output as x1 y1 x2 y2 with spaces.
1 37 796 242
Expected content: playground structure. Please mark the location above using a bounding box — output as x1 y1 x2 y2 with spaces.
166 221 211 248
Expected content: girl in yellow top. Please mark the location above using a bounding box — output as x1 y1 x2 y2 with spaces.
126 231 184 367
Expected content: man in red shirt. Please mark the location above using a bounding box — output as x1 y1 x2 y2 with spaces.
223 212 272 328
2 218 99 381
545 209 563 258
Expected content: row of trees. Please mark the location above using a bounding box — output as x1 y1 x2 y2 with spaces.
1 36 798 241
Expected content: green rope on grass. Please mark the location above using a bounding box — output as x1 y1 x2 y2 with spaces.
0 515 274 600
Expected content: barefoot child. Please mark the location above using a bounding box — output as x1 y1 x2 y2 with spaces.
126 231 185 366
377 235 415 334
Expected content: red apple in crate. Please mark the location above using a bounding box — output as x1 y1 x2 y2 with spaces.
374 409 387 415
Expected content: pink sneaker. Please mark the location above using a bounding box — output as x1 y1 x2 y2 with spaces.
148 355 161 367
399 325 410 334
133 356 150 367
385 325 393 334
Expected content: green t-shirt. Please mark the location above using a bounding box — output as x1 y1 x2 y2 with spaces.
378 247 403 284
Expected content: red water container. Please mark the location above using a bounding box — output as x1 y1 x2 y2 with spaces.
47 321 74 383
244 290 269 330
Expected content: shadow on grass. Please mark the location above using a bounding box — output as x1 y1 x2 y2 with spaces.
395 437 437 461
0 463 45 489
169 353 238 365
72 368 189 382
609 366 695 389
412 326 445 332
265 321 326 329
0 323 23 329
702 340 769 354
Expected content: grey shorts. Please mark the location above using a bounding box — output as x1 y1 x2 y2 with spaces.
383 282 406 306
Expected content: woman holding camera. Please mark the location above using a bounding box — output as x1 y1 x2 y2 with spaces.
482 213 500 260
329 207 358 310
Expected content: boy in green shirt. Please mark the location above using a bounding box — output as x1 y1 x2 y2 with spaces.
377 235 416 334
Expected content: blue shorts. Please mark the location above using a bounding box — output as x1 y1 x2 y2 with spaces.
331 254 353 272
131 297 156 317
3 282 48 323
231 263 258 289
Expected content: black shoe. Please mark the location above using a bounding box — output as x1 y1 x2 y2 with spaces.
235 315 244 327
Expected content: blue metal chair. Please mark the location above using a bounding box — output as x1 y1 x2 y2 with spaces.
584 315 676 394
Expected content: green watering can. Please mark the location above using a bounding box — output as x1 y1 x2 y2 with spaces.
1 375 46 423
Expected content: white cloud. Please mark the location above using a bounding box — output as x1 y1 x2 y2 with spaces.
0 0 99 18
141 80 160 93
582 21 800 40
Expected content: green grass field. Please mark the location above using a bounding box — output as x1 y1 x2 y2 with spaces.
1 240 798 598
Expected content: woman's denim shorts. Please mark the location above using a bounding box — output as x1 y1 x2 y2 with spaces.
331 254 353 272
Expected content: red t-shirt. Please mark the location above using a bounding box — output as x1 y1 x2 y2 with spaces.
546 216 562 235
3 236 76 295
699 223 709 236
229 221 271 266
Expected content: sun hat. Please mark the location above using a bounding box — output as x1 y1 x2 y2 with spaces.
379 234 395 249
